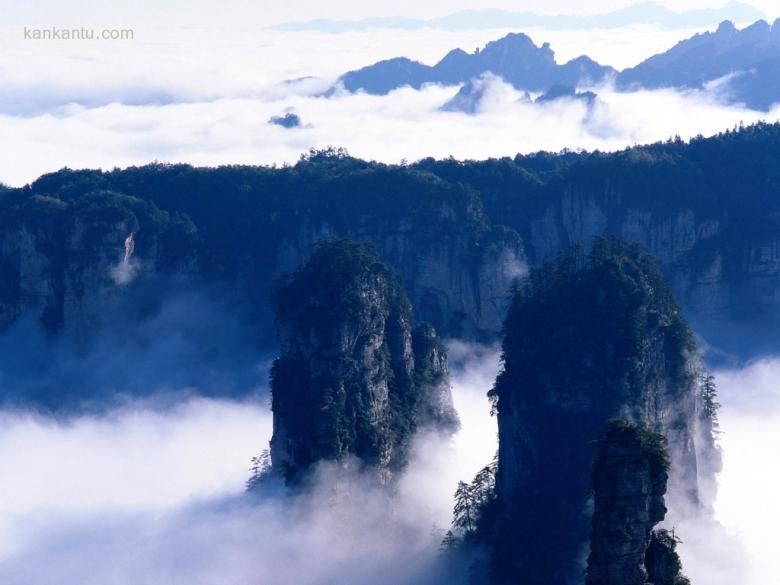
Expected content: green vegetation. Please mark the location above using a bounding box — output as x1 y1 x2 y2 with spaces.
272 238 404 339
699 373 721 433
486 237 699 585
446 453 498 548
246 449 272 491
646 529 692 585
270 239 455 480
490 236 695 416
5 123 780 340
596 419 671 476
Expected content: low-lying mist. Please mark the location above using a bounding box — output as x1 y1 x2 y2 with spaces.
0 282 270 411
0 343 499 584
2 23 779 187
0 336 777 584
710 358 780 584
4 77 777 188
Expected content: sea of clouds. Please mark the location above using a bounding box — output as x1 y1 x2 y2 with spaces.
0 343 500 585
2 23 779 186
1 16 780 585
0 334 777 585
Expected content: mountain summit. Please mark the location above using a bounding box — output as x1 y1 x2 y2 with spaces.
336 33 615 95
335 19 780 110
618 18 780 109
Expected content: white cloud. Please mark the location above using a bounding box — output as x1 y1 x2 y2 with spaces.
3 76 776 188
707 358 780 585
664 357 780 585
0 343 499 584
0 342 778 585
5 23 777 186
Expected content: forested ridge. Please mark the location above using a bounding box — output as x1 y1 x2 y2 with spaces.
2 123 780 345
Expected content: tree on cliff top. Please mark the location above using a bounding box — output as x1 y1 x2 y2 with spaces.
490 235 695 414
269 238 457 483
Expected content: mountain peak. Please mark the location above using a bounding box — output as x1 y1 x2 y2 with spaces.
716 19 737 34
335 32 613 96
743 18 771 37
482 32 540 55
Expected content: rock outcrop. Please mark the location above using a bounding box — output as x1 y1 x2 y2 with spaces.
586 421 688 585
645 530 690 585
3 160 525 346
0 189 196 341
271 166 526 340
488 238 714 585
269 239 458 484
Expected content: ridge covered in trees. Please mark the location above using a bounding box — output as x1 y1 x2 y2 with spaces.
478 237 715 584
2 122 780 350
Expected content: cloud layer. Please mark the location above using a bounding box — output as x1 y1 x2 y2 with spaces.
0 344 499 585
4 77 778 188
0 337 778 585
709 358 780 585
5 23 778 187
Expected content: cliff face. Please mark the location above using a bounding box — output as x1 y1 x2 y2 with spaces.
269 240 458 484
413 125 780 346
586 421 688 585
0 191 196 341
273 192 525 341
2 162 525 347
489 238 714 585
522 190 780 324
5 125 780 354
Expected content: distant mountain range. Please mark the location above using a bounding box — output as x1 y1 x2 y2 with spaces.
332 19 780 112
273 1 764 32
617 19 780 110
338 33 614 96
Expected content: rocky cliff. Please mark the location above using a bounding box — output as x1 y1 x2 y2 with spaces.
586 421 689 585
488 238 715 585
520 188 780 327
269 239 458 484
0 189 196 341
415 125 780 353
272 182 525 340
4 124 780 359
1 160 525 348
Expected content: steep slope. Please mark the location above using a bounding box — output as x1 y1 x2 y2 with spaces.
0 189 196 339
415 123 780 351
4 124 780 367
269 240 458 483
618 19 780 109
488 238 716 584
3 158 525 346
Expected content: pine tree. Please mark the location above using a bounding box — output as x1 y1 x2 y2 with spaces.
440 530 461 552
246 449 272 491
699 374 721 432
453 481 477 534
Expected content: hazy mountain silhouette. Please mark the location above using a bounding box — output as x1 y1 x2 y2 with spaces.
333 19 780 112
535 85 597 105
337 33 615 96
274 1 763 32
618 19 780 110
